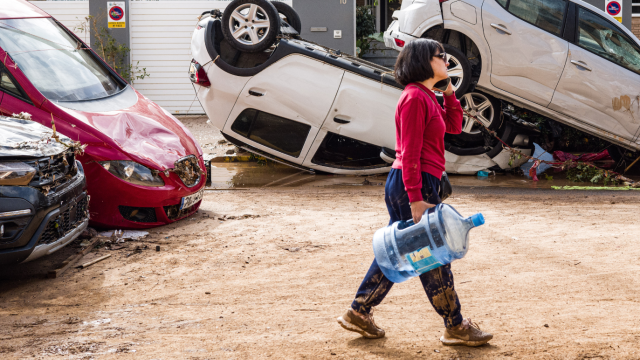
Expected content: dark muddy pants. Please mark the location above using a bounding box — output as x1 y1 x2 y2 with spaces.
351 168 463 328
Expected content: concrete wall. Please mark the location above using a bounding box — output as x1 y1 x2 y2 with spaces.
295 0 356 55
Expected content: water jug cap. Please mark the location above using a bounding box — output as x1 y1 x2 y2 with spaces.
470 213 485 227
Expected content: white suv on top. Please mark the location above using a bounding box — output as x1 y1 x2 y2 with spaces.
384 0 640 159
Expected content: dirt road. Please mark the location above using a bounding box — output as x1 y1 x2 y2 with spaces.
1 185 639 359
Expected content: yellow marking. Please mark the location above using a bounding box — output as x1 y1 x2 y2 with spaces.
409 247 432 262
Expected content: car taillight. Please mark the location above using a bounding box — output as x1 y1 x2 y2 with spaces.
394 38 405 47
189 60 211 87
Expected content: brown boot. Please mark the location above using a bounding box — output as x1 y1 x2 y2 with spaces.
337 308 385 339
440 318 493 347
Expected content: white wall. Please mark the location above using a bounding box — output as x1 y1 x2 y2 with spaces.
28 0 292 115
28 1 90 44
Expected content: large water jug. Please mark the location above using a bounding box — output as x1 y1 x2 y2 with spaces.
372 204 484 283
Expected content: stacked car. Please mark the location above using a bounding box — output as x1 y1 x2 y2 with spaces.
190 0 534 175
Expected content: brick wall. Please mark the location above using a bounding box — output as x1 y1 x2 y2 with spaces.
632 17 640 39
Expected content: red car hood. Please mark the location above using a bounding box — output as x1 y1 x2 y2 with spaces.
54 91 202 171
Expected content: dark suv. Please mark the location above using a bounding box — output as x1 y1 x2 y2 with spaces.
0 116 88 265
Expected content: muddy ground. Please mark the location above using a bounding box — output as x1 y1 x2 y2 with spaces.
1 184 640 359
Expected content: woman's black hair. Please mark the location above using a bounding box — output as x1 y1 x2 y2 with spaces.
394 39 445 86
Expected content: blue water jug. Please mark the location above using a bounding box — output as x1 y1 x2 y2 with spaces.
372 203 484 283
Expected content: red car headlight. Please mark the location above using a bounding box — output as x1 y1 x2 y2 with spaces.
189 60 211 87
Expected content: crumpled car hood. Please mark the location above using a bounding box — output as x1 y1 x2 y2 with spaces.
0 116 71 158
54 92 202 171
90 112 189 170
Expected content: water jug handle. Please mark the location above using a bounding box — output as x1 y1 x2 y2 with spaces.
397 219 415 230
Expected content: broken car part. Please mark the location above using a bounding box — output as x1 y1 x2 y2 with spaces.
0 115 88 266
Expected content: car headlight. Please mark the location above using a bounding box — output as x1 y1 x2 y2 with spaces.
99 161 165 187
0 162 36 186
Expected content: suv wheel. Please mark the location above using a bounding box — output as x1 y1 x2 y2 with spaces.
455 92 502 144
221 0 281 53
442 44 471 98
271 1 301 34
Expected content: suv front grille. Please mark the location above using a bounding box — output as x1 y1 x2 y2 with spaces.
37 193 89 246
24 150 77 191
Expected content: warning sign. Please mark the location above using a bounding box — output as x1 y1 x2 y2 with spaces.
108 2 126 28
605 0 623 23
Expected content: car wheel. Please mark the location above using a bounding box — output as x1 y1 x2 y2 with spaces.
454 91 502 144
442 44 471 98
608 145 640 173
271 1 301 34
221 0 281 53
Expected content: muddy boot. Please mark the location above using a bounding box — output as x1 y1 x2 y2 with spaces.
337 308 385 339
440 318 493 347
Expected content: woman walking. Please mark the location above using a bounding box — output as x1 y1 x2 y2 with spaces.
337 39 493 347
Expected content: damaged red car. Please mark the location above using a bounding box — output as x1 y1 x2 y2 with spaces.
0 0 206 229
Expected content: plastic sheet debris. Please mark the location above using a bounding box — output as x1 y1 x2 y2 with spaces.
99 230 149 242
521 143 554 179
477 170 489 177
553 150 612 166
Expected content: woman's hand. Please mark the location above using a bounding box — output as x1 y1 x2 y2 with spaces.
443 79 454 96
410 201 435 223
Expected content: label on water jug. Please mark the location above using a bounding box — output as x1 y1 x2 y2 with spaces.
406 247 443 273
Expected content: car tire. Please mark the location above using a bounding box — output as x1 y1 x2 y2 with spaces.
443 44 472 98
608 145 640 173
454 91 502 145
271 1 302 34
221 0 281 53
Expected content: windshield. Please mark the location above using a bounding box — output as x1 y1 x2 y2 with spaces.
0 18 124 102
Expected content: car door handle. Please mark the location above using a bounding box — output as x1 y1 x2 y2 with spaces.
570 60 592 71
333 117 351 124
490 23 512 35
248 90 265 97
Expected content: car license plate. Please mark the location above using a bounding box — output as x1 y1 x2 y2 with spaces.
180 189 204 210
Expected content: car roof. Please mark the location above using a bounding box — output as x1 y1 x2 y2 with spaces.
569 0 640 43
0 0 50 20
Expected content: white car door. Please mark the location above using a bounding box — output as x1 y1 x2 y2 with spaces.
549 6 640 144
482 0 569 107
301 72 401 172
224 53 344 165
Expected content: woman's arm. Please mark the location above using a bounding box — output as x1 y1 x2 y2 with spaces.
441 83 463 134
398 97 427 204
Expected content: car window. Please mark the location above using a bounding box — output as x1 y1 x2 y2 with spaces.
507 0 567 35
231 109 311 158
1 68 22 98
0 18 124 102
496 0 508 8
577 8 640 74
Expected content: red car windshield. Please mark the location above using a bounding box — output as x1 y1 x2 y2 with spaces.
0 18 124 102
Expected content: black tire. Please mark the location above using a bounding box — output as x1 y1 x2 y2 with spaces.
608 145 640 173
453 91 502 145
441 44 472 98
271 1 302 34
221 0 281 53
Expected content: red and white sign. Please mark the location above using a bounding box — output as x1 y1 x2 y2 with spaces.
605 0 623 23
108 1 126 28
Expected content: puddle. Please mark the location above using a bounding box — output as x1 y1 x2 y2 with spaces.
207 163 640 190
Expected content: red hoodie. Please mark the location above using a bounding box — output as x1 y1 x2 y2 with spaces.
391 82 463 203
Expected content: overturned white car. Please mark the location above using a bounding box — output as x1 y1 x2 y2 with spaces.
189 0 535 175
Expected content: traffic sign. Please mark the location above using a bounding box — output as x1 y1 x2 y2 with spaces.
605 0 623 23
108 2 126 28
